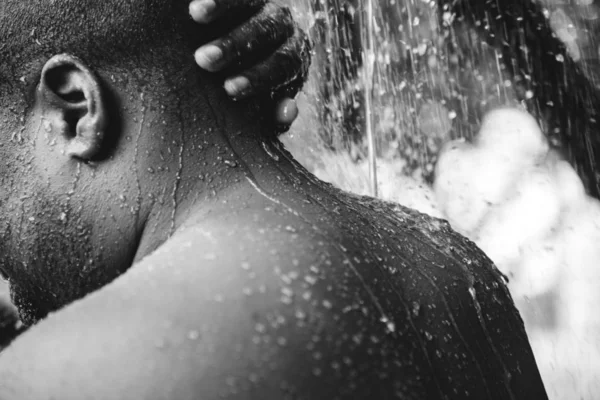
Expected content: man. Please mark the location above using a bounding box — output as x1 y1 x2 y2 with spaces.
0 0 547 399
0 0 309 346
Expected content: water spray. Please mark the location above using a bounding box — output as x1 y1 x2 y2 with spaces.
363 0 378 197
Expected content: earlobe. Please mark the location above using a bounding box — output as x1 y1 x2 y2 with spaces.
38 54 109 160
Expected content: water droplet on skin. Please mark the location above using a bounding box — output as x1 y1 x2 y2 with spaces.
295 309 306 320
281 274 292 285
380 315 396 333
223 159 238 168
281 296 293 305
255 323 266 333
412 301 421 317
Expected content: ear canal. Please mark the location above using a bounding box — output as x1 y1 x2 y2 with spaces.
39 54 109 160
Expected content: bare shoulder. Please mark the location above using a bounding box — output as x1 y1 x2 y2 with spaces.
0 202 547 400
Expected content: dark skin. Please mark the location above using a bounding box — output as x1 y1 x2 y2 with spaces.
0 1 547 398
0 0 308 349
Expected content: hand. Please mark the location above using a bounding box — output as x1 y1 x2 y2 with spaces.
189 0 311 129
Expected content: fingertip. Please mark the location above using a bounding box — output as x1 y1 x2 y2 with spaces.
224 76 252 98
189 0 216 23
194 45 223 71
275 98 299 126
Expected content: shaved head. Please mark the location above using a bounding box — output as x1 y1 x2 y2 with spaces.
0 0 224 109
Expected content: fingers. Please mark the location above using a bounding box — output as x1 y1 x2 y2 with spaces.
194 2 294 73
189 0 267 24
189 0 311 130
222 25 312 99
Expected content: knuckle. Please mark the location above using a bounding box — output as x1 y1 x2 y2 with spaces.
260 3 294 35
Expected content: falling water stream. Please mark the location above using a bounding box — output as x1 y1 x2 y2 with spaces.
362 0 378 197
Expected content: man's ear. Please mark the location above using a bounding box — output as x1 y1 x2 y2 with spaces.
38 54 108 160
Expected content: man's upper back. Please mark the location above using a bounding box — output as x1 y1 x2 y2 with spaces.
0 179 547 400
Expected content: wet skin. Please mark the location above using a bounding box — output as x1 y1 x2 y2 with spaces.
0 2 547 399
0 0 308 346
0 127 548 398
0 61 547 400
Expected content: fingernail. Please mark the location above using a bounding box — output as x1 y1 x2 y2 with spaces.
195 45 223 71
189 0 216 23
224 76 252 98
276 98 299 125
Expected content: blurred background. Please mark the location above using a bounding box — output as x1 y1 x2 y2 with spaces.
281 0 600 398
